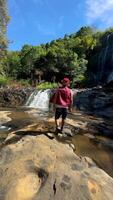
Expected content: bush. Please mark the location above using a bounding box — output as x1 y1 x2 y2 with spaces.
0 76 9 86
71 75 87 88
0 76 31 88
37 82 58 90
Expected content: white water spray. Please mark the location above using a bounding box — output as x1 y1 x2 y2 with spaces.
25 89 51 111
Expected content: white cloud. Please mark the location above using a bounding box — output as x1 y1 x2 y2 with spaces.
86 0 113 26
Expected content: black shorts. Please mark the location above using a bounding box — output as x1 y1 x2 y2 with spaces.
55 107 68 120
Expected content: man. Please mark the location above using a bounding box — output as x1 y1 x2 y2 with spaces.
52 78 73 133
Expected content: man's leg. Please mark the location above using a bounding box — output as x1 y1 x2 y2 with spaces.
61 108 67 131
55 118 60 129
55 108 61 132
61 118 65 132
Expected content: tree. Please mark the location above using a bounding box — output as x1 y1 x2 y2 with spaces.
4 25 113 87
20 45 46 79
4 51 21 78
76 26 94 37
0 0 9 73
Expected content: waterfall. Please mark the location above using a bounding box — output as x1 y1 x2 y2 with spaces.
107 70 113 83
25 89 51 111
97 32 113 84
99 34 110 82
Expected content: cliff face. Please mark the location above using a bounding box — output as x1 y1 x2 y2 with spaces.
88 32 113 86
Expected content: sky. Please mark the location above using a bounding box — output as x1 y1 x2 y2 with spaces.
8 0 113 50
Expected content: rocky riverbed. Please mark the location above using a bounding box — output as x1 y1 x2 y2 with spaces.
1 131 113 200
0 86 113 200
0 108 113 200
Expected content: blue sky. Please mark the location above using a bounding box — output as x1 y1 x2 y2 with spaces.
8 0 113 50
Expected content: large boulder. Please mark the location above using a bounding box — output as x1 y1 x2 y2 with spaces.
0 134 113 200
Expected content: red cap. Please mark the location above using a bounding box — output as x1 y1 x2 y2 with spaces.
62 77 70 84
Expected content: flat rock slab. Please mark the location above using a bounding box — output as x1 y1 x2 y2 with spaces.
0 134 113 200
0 111 11 124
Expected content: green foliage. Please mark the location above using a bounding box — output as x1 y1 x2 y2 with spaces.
4 51 21 78
19 45 46 79
71 74 87 88
0 75 11 86
0 75 30 88
1 24 113 88
37 82 58 90
18 79 30 87
76 26 95 37
103 27 113 36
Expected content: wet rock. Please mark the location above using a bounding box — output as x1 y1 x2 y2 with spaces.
84 133 95 139
62 128 73 137
74 88 113 119
95 123 113 139
45 132 54 139
57 133 64 138
71 127 81 134
0 88 34 107
0 111 11 124
69 143 75 151
0 134 113 200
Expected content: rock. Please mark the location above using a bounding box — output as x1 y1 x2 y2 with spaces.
74 88 113 119
46 132 54 139
0 111 11 124
72 88 113 138
62 128 73 137
57 133 63 138
0 88 34 107
69 143 75 151
84 133 95 139
0 134 113 200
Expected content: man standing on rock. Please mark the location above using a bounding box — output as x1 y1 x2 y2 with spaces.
51 78 73 133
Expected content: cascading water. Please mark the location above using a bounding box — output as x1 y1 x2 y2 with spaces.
98 32 113 84
107 70 113 83
89 32 113 85
25 89 51 111
98 34 110 82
